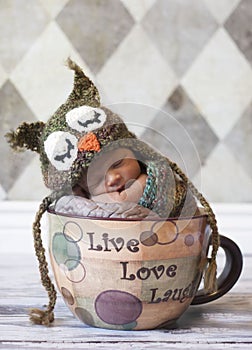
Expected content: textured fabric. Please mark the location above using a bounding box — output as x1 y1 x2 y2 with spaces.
138 159 198 218
54 195 159 219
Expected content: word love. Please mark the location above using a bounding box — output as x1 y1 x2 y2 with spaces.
120 261 177 281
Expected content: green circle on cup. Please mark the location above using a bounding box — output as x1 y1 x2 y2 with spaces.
52 232 81 270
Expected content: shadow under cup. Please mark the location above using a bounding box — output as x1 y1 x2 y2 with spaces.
47 210 242 330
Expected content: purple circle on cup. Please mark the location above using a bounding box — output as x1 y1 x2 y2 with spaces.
95 290 142 325
184 234 195 247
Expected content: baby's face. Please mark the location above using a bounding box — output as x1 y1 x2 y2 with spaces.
86 148 141 197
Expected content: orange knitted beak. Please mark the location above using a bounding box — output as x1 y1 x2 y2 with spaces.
78 132 101 152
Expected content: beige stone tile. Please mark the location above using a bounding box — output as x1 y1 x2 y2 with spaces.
0 0 49 73
225 0 252 66
10 22 91 121
39 0 70 18
142 0 217 76
182 28 252 139
121 0 156 22
0 80 36 193
56 0 135 73
97 25 177 112
225 104 252 180
142 86 219 177
0 63 7 88
193 143 252 202
204 0 241 23
8 157 49 201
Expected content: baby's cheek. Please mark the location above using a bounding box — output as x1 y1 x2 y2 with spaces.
89 181 105 197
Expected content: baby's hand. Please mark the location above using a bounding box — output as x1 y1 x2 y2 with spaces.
92 174 147 203
119 173 147 203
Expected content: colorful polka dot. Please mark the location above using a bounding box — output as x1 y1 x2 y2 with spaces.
52 232 81 270
95 290 142 325
61 287 75 305
122 321 137 330
140 231 158 246
184 234 195 246
75 307 95 326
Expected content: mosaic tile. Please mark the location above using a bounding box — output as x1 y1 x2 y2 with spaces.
97 25 177 108
182 28 252 139
225 0 252 66
39 0 70 18
0 81 36 193
204 0 241 24
56 0 135 73
142 0 217 76
10 22 89 121
224 102 252 181
0 0 50 73
8 157 49 200
193 143 252 202
141 86 219 177
121 0 156 22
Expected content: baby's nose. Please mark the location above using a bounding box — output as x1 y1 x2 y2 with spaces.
106 171 122 188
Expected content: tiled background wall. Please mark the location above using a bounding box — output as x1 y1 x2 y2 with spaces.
0 0 252 202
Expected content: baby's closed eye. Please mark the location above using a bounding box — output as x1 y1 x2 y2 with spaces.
111 159 124 169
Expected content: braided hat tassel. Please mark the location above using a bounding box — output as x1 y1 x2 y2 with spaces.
170 162 220 293
29 194 59 325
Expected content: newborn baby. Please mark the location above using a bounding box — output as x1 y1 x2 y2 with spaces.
55 147 160 219
73 147 147 203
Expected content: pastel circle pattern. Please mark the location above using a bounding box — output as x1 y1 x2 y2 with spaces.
95 290 142 325
52 232 81 270
61 287 75 305
75 307 95 326
184 234 195 247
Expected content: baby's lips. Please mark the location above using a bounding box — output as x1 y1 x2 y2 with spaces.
108 183 125 193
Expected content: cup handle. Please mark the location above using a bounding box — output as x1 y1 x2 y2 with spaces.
191 235 243 305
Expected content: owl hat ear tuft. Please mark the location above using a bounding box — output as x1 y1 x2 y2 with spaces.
66 57 100 107
5 121 45 153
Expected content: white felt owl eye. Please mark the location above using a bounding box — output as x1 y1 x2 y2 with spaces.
44 131 78 171
66 106 106 132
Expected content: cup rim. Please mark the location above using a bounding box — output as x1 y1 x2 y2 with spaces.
47 207 208 222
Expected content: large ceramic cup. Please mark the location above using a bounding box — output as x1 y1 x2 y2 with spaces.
47 210 242 330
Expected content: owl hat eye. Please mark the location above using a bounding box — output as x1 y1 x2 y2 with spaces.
44 131 78 171
66 106 106 133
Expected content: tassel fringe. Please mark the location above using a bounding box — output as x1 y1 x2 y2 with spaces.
29 308 54 326
204 258 218 293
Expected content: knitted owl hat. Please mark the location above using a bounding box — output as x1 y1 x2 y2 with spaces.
6 58 220 326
